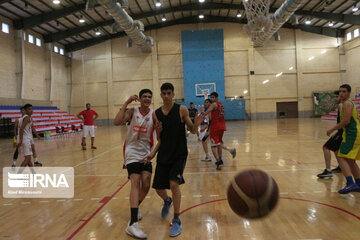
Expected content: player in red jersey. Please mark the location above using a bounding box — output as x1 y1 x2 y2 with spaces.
202 92 236 170
77 103 98 150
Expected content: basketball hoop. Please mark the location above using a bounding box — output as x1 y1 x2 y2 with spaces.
203 92 209 100
242 0 273 41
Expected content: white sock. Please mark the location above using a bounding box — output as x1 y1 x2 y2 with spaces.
34 158 38 163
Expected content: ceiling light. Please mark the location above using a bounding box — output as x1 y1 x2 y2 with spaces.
328 21 334 27
199 14 204 19
155 0 161 7
262 80 269 84
352 5 359 12
95 29 101 36
161 15 166 22
289 66 294 70
199 0 205 2
243 90 248 94
53 0 60 4
276 72 283 77
305 18 311 25
79 15 85 23
236 13 242 18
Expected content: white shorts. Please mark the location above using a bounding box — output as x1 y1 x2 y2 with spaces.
21 139 34 156
83 125 95 138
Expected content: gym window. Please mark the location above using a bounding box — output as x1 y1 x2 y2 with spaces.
24 32 26 40
36 38 41 47
346 32 352 41
60 48 64 55
354 29 359 38
28 34 34 44
2 22 9 34
54 45 59 53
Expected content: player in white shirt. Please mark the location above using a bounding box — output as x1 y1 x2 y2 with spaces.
114 89 160 240
17 104 36 167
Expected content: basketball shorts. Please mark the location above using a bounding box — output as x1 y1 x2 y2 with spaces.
323 131 342 152
210 129 224 146
83 125 95 138
126 162 152 179
20 139 33 156
338 132 360 160
152 157 187 190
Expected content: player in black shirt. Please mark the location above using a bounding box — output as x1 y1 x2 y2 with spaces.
151 83 203 237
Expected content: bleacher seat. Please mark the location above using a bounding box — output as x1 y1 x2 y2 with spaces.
0 105 86 136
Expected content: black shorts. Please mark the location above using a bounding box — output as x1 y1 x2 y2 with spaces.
152 158 187 190
126 162 152 179
324 132 343 152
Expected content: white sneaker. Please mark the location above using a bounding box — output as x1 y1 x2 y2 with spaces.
138 207 142 221
230 148 236 159
126 221 147 239
201 156 212 162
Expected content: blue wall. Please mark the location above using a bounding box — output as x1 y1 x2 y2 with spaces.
181 29 245 120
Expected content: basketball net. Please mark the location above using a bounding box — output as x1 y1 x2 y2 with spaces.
203 92 209 101
242 0 273 41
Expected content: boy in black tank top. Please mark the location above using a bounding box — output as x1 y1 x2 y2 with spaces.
152 83 203 237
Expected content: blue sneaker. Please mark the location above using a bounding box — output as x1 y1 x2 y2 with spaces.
338 184 360 194
170 219 182 237
161 197 172 219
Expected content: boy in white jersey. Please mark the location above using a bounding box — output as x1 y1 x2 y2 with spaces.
17 104 35 168
114 89 160 239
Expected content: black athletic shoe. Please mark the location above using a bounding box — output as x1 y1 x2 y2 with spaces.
215 160 223 170
317 169 332 178
34 161 43 167
331 166 342 173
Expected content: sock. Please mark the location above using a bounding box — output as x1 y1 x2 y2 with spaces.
138 200 142 206
355 178 360 186
206 153 210 158
130 208 138 225
12 161 16 166
174 213 180 220
164 197 172 205
34 158 38 163
346 176 354 186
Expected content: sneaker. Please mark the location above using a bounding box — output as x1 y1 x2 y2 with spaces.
317 169 333 178
161 197 173 219
215 160 224 170
34 161 43 167
91 146 97 149
338 184 360 194
170 219 182 237
201 156 211 162
126 221 147 239
331 166 342 173
138 207 142 221
230 148 236 159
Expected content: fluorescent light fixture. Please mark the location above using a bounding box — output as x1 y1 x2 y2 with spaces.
161 15 166 22
305 18 311 25
199 0 205 2
53 0 60 4
199 14 204 19
236 13 242 18
328 21 334 27
276 72 283 77
262 80 269 84
79 16 85 23
155 0 161 7
352 6 359 12
95 29 101 36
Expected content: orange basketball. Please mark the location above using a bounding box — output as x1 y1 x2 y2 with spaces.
227 169 279 219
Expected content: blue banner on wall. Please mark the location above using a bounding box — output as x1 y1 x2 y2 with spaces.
181 29 245 120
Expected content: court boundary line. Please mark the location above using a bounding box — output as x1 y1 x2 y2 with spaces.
65 179 130 240
180 197 360 221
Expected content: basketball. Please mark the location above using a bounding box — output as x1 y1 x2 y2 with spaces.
227 169 279 219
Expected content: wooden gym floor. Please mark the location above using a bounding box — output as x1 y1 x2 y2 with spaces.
0 118 359 240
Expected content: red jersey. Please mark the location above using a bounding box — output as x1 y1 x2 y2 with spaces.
210 101 226 131
79 110 98 126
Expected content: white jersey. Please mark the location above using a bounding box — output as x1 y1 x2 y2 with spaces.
18 115 33 142
124 107 155 165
